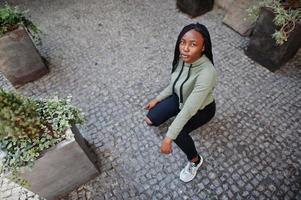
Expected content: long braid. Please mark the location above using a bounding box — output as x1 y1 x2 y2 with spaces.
194 23 214 65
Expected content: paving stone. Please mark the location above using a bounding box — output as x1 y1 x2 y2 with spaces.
2 190 12 198
1 0 301 199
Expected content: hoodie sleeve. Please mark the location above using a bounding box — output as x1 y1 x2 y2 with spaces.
166 67 216 140
156 63 181 101
156 82 173 102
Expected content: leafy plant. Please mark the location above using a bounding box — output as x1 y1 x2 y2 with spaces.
247 0 301 45
0 4 41 43
36 95 84 133
0 88 84 186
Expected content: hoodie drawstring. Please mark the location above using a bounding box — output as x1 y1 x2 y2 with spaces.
180 64 192 104
172 62 184 94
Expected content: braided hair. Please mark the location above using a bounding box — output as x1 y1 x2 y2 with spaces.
172 23 214 72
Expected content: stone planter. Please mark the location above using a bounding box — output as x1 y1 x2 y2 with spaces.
223 0 255 36
176 0 214 18
245 7 301 72
0 26 49 88
214 0 234 11
20 126 99 200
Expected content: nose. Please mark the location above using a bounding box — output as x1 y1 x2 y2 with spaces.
183 44 189 52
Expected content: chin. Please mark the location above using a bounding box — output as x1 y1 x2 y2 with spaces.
183 59 192 63
181 57 189 61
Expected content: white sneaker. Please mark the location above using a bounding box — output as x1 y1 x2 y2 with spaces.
180 155 203 182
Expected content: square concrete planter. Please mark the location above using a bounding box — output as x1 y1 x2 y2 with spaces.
20 126 99 200
0 26 49 88
245 7 301 72
177 0 214 18
223 0 255 36
215 0 234 11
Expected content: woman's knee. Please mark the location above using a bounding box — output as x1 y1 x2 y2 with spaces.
144 116 160 127
144 116 154 126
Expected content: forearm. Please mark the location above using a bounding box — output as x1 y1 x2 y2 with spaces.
156 84 173 102
166 85 212 140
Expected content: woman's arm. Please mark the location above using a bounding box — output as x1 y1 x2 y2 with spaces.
166 68 216 140
145 82 173 110
156 83 173 102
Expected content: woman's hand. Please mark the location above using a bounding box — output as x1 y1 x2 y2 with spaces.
144 98 159 110
160 137 173 154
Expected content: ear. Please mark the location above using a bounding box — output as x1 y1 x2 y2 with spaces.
202 45 205 52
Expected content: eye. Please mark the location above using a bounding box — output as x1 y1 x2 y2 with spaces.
180 40 185 45
191 43 196 47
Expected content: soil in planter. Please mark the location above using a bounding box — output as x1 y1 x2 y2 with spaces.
177 0 214 18
245 7 301 72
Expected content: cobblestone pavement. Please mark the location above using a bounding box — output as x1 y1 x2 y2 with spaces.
1 0 301 199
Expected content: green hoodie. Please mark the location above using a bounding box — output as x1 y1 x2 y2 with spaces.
156 55 217 140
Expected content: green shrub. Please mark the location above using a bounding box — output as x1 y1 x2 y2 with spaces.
247 0 301 45
0 4 41 43
0 88 84 186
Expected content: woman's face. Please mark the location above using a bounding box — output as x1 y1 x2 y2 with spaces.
179 29 205 64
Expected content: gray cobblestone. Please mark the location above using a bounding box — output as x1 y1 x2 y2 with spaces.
2 190 12 198
1 0 301 199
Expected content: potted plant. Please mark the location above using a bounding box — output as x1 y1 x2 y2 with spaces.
0 4 49 88
245 0 301 72
0 88 99 200
176 0 214 18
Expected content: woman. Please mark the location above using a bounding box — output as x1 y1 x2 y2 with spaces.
144 23 217 182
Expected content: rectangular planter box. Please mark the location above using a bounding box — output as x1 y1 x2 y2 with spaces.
177 0 214 18
20 126 99 200
222 0 255 36
245 7 301 72
0 26 49 88
215 0 234 11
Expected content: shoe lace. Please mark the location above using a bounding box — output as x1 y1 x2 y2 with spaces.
185 162 196 174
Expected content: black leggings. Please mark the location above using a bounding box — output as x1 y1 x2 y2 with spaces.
147 94 216 160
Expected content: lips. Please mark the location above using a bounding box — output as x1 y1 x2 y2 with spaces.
180 53 189 59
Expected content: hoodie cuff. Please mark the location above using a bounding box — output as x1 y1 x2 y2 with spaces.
156 94 164 102
166 128 178 140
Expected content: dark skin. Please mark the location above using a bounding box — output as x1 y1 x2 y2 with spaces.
145 29 205 160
